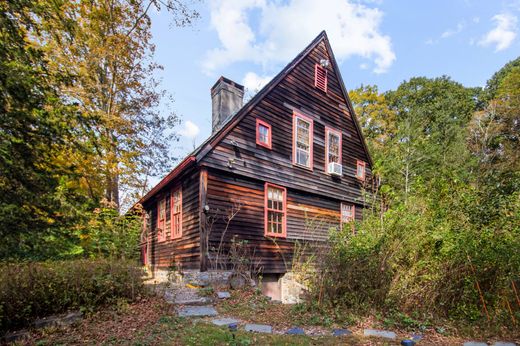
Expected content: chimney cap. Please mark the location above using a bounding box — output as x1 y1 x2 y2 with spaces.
211 76 244 92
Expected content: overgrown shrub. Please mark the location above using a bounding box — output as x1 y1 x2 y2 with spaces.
311 187 520 325
0 259 146 332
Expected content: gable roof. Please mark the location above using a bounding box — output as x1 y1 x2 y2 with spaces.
138 31 372 206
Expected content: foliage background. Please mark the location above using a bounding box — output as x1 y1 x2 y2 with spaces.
309 61 520 325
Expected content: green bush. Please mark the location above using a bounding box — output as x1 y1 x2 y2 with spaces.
312 187 520 325
0 259 146 332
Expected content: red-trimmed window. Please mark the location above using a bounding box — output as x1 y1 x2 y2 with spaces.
157 198 166 242
171 187 182 239
293 112 313 169
315 64 328 92
264 183 287 238
325 127 342 173
256 119 272 149
356 160 366 181
341 203 355 228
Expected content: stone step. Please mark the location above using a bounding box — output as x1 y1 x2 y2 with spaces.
364 329 397 340
177 305 218 317
174 297 213 306
245 324 273 334
211 317 240 327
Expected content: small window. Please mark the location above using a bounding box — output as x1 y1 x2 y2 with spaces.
314 64 328 92
293 112 313 169
171 187 182 239
325 127 342 172
157 198 166 242
356 160 366 181
341 203 355 227
265 183 287 238
256 119 272 149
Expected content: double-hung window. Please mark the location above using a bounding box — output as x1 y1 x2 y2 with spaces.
340 203 355 228
256 119 272 149
325 127 342 173
293 112 313 169
265 183 287 238
356 160 366 181
157 198 166 242
171 187 182 239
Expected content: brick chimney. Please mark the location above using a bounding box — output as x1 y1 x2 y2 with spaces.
211 77 244 133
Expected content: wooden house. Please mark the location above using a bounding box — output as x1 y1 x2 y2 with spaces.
138 31 372 279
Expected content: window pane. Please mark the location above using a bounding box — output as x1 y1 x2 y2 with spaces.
259 124 269 144
328 132 340 164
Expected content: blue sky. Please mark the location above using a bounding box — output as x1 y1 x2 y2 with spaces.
149 0 520 167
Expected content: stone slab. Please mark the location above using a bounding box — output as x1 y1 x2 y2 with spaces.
217 291 231 299
245 323 272 334
33 311 83 329
411 334 423 341
492 343 517 346
286 327 305 335
332 328 352 336
463 342 488 346
177 305 218 317
211 317 240 327
364 329 397 340
175 297 212 305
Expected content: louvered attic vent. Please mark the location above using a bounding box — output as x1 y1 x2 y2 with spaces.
314 63 328 92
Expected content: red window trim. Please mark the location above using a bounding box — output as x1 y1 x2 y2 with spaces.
340 202 356 229
292 111 314 170
157 197 166 242
170 186 182 239
264 182 287 238
256 118 272 149
314 63 328 93
356 160 366 181
324 126 342 175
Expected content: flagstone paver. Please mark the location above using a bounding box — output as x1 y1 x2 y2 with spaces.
217 291 231 299
332 329 352 337
245 323 273 334
463 342 488 346
285 327 305 335
211 317 240 327
177 305 218 317
492 343 517 346
364 329 397 340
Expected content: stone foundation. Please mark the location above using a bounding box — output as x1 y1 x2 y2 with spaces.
280 272 307 304
150 267 305 304
260 272 307 304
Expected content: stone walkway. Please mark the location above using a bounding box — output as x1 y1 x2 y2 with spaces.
165 285 518 345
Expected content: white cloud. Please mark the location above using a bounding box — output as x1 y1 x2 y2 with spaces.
242 72 272 93
180 120 200 138
441 21 466 38
478 13 518 51
204 0 395 74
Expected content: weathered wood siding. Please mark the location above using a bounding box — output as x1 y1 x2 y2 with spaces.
144 169 200 270
201 40 371 205
205 169 359 273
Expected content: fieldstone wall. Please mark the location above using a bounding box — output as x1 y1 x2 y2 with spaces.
280 272 307 304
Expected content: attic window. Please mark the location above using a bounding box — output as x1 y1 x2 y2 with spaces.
314 64 328 92
256 119 272 149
